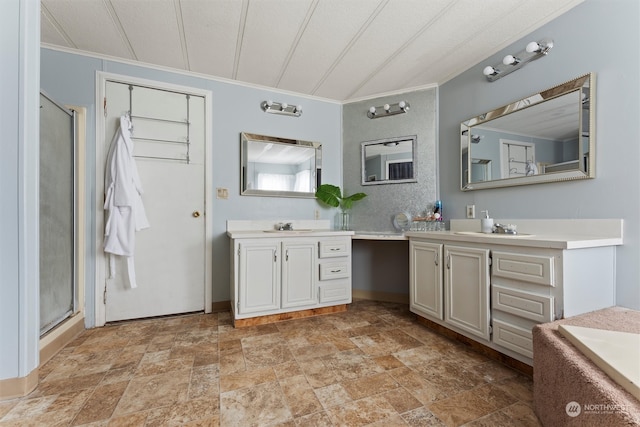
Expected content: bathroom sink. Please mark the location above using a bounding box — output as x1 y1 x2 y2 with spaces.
454 231 534 238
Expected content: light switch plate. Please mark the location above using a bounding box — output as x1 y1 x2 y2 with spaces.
466 204 475 218
217 188 229 199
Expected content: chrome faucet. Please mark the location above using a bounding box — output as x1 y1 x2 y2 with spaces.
493 223 518 234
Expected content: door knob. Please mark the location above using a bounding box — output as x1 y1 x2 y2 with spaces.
192 211 201 218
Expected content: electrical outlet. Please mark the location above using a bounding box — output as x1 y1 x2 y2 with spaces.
216 187 229 199
466 204 476 218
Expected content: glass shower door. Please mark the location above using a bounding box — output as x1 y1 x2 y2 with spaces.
39 92 76 336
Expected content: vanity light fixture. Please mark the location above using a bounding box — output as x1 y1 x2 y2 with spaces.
367 100 410 119
261 100 302 117
483 38 554 82
461 129 483 144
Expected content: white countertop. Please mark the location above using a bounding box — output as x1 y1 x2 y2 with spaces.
226 219 623 249
352 231 408 240
227 229 354 239
404 230 622 249
405 219 624 250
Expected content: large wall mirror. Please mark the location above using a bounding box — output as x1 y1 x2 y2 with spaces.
361 135 417 185
461 73 595 191
241 132 321 198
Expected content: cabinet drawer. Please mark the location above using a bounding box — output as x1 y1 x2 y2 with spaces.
492 251 554 287
492 319 533 359
319 281 350 303
492 285 553 322
318 239 351 258
319 262 350 280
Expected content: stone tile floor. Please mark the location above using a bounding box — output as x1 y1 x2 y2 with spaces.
0 300 542 426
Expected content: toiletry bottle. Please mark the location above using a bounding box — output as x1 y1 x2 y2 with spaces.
434 200 442 221
481 210 493 233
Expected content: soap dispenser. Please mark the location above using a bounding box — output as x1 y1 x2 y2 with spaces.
481 210 494 234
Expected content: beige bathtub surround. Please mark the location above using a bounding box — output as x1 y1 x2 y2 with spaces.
0 300 539 426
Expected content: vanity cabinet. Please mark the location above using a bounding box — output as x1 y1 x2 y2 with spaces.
408 229 619 365
230 234 352 323
410 241 490 340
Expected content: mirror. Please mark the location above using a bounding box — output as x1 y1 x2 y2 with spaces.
461 73 595 190
241 132 321 198
361 135 417 185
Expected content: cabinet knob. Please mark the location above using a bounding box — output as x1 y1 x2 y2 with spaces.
192 211 201 218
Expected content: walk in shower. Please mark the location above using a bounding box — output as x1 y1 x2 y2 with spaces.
39 92 77 336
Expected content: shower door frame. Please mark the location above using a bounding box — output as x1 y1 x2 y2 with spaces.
39 91 78 336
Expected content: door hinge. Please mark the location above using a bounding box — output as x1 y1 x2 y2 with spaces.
488 257 492 266
489 324 493 335
103 97 107 117
103 286 107 305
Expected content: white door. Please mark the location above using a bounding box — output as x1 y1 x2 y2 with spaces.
501 140 535 178
103 81 206 322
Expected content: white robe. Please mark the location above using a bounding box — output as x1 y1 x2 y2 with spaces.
104 115 150 288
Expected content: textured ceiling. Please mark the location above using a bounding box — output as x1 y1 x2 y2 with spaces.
41 0 584 102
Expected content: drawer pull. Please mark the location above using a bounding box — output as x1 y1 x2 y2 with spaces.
330 269 342 273
330 248 341 251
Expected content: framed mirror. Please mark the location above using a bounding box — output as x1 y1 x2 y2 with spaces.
361 135 417 185
241 132 321 198
461 73 595 191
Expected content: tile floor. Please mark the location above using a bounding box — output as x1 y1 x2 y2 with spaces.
0 300 542 426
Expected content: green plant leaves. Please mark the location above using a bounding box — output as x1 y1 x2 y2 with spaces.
315 184 366 210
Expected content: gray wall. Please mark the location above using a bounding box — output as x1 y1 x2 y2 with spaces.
40 48 343 326
439 0 640 309
343 88 437 296
342 87 438 231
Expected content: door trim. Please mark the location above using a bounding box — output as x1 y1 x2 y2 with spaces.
94 71 213 327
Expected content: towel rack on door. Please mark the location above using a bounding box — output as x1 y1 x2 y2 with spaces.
127 84 191 164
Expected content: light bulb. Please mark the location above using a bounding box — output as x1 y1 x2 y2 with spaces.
503 55 517 65
266 100 273 107
281 102 288 110
295 105 302 113
526 41 540 53
483 66 496 76
369 106 376 114
398 101 406 109
384 104 390 112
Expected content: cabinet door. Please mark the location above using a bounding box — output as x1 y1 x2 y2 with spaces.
281 241 317 309
238 242 280 314
444 245 490 340
410 240 443 320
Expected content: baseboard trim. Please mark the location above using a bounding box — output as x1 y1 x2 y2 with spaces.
211 301 230 313
0 368 38 401
233 304 348 328
40 313 85 366
352 290 409 304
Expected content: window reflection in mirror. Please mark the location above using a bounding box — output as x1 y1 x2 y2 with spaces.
241 132 321 198
461 73 594 191
361 135 417 185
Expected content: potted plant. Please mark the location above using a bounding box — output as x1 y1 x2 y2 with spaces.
315 184 367 230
